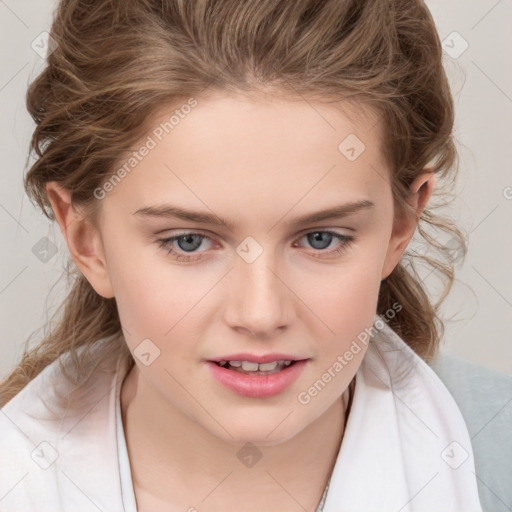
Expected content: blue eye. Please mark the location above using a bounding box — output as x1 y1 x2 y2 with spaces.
294 230 354 258
157 232 213 262
157 230 354 262
302 231 346 250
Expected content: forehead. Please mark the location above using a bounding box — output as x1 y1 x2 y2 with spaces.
145 90 383 163
102 92 389 225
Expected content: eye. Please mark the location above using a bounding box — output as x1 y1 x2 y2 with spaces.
157 232 214 262
156 229 354 262
293 230 354 258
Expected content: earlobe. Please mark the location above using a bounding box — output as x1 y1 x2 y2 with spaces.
380 171 436 280
45 182 115 299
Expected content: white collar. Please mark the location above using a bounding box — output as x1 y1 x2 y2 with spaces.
322 315 482 511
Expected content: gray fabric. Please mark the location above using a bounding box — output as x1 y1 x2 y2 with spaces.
429 351 512 512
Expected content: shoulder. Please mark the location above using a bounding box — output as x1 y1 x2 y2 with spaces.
429 351 512 512
0 337 127 511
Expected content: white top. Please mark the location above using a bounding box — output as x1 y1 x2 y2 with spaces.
0 316 483 511
115 359 137 512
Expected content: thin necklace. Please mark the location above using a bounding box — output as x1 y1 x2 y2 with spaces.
315 476 331 512
315 379 355 512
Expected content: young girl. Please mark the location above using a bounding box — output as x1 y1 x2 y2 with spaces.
0 0 484 510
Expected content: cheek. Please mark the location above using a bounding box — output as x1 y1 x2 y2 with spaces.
104 236 203 339
325 274 379 334
310 249 384 307
299 251 383 345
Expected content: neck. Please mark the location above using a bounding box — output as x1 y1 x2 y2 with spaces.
120 364 351 512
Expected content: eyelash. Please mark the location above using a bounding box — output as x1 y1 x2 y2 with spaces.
156 230 354 262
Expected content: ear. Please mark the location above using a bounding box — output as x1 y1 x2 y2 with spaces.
46 181 115 298
380 170 436 280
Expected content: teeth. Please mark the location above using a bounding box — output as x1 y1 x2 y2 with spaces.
258 361 278 371
241 361 259 371
220 360 293 371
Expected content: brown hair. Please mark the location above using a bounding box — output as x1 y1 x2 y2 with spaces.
1 0 465 406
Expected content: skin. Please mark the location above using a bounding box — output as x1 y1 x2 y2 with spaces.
47 91 434 512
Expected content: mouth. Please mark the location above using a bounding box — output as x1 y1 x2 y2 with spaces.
210 359 300 375
205 357 310 398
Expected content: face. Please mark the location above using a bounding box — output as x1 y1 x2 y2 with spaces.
53 91 420 446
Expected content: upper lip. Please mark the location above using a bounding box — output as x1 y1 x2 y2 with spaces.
207 353 307 364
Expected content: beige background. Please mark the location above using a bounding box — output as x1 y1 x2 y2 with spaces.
1 0 511 378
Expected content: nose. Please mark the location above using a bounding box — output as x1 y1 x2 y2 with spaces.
224 249 291 338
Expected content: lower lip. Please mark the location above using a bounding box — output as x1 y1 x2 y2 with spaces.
205 360 309 398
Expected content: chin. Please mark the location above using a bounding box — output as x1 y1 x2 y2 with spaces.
207 416 306 448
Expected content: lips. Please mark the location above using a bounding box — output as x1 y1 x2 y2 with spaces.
205 354 310 398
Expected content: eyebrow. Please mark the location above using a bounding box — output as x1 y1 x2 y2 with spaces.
132 199 374 231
